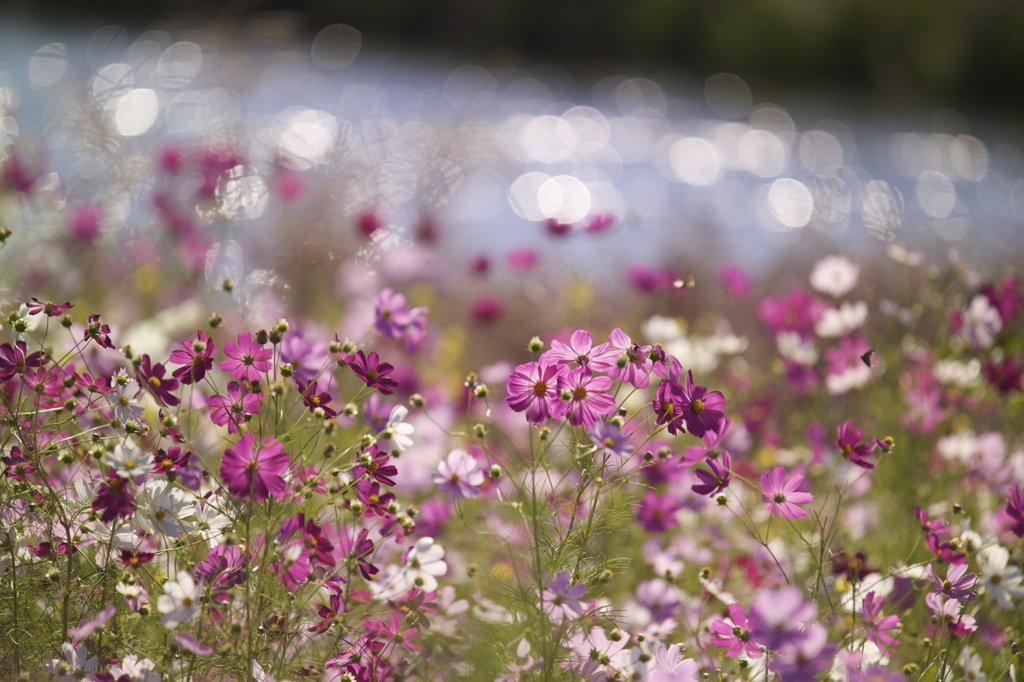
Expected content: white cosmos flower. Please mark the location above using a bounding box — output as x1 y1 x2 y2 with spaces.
404 537 447 592
815 301 868 337
810 255 859 297
979 544 1024 609
377 405 415 453
107 442 154 479
109 654 161 682
960 295 1002 348
191 500 232 546
135 479 194 538
777 331 818 366
959 647 987 682
47 642 98 682
933 358 982 387
157 570 202 628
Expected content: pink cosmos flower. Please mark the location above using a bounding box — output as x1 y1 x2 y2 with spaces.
606 328 653 388
220 333 271 383
545 329 618 369
506 360 566 424
836 420 876 469
691 451 732 497
220 434 289 502
169 331 216 385
433 449 485 499
561 367 615 428
26 297 73 317
1006 486 1024 538
507 248 537 270
348 351 399 395
925 593 977 637
709 603 762 658
760 467 813 520
209 381 262 433
860 591 900 653
678 370 726 439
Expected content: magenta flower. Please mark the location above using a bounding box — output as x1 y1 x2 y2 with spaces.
220 333 271 383
296 379 337 419
68 604 116 639
768 624 835 682
836 420 876 469
84 313 114 349
861 591 900 653
169 331 215 385
26 297 73 317
678 371 726 438
91 470 136 523
220 434 289 502
366 614 423 652
209 381 262 433
561 367 615 428
709 603 762 658
506 360 566 424
1006 486 1024 538
349 350 399 395
545 329 617 369
757 286 825 337
136 354 180 407
0 341 46 381
691 452 733 497
681 417 733 466
760 467 813 520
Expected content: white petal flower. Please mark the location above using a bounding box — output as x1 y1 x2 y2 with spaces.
157 570 202 628
107 442 154 479
979 545 1024 609
810 255 859 297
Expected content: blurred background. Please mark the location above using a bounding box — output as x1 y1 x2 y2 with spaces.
1 0 1023 366
7 0 1024 111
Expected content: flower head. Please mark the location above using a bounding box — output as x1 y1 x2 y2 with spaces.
760 467 813 520
157 570 202 628
220 434 290 502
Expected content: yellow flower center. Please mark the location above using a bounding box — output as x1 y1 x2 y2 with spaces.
691 398 705 415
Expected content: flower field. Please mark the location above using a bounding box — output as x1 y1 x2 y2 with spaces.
1 25 1024 682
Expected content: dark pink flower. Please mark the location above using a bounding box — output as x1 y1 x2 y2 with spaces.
678 370 726 438
69 203 102 243
92 470 136 523
506 360 567 424
83 314 114 350
861 592 900 653
348 350 399 395
1005 486 1024 538
720 264 751 298
136 354 180 407
209 381 262 433
836 420 876 469
692 452 733 497
357 209 382 239
169 331 215 385
296 379 337 419
220 434 289 502
26 297 73 317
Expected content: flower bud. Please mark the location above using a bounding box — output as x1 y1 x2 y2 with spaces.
342 402 359 417
527 336 544 353
489 464 502 479
472 423 487 438
61 314 73 329
208 313 224 328
409 393 425 408
464 372 478 388
280 364 294 378
474 384 489 398
254 329 269 345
